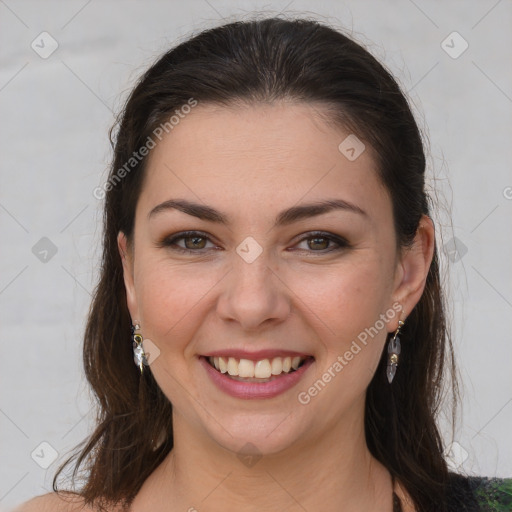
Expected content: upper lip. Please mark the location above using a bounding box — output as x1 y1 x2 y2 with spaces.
201 349 313 361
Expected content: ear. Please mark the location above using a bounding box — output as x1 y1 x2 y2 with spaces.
390 214 436 330
117 231 139 322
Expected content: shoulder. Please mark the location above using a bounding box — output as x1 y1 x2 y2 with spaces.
12 492 95 512
446 472 512 511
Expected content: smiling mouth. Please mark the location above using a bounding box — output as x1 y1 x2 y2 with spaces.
205 355 313 382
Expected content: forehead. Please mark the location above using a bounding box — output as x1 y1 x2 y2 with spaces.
139 101 391 225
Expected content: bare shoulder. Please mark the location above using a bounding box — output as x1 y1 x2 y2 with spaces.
12 492 96 512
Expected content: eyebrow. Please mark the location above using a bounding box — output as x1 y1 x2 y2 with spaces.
148 198 368 226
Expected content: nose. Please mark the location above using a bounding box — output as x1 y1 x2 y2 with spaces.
216 251 291 332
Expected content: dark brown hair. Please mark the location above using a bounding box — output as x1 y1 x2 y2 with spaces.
54 16 457 511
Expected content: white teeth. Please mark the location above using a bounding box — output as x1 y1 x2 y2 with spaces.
238 359 254 378
254 359 272 378
218 356 228 373
208 355 307 378
227 357 238 376
271 357 283 375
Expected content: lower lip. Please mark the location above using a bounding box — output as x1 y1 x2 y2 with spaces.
199 356 314 399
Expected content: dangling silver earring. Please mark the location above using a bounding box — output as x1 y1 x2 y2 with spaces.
132 323 148 375
387 319 404 383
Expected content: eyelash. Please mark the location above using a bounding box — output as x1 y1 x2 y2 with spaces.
159 230 349 255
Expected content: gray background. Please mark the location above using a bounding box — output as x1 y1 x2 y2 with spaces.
1 1 511 510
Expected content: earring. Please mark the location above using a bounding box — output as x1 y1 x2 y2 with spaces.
387 319 404 384
132 323 148 375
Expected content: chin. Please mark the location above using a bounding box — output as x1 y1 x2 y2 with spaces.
201 410 310 459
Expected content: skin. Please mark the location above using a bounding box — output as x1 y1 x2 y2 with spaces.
113 101 433 512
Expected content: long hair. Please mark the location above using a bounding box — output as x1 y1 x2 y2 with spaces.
53 17 457 512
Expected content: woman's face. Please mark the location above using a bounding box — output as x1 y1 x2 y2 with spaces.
119 102 425 456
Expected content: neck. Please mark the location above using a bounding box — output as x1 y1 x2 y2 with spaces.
134 408 394 511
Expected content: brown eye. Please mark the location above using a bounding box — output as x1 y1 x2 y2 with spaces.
184 235 207 250
307 236 330 251
293 232 349 254
160 231 217 253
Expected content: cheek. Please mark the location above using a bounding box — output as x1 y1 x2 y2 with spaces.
295 257 391 374
296 255 391 327
133 259 222 350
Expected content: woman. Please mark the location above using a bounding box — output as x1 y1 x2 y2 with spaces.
16 16 511 512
